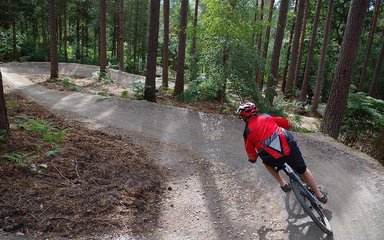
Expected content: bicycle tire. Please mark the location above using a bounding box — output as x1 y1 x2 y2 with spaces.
291 181 333 234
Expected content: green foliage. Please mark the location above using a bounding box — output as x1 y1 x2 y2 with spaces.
20 116 55 134
17 115 66 148
62 77 84 92
45 149 62 157
341 92 384 148
178 76 218 102
97 89 109 96
120 90 129 99
131 81 145 100
2 151 32 166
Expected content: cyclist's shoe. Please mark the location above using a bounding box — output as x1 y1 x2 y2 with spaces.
317 185 328 204
281 183 291 193
317 194 328 204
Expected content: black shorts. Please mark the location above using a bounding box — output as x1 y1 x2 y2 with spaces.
261 140 307 174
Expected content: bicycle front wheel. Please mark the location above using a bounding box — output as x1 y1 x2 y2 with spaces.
291 181 333 234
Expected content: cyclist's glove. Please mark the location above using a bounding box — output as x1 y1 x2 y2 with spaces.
248 159 257 163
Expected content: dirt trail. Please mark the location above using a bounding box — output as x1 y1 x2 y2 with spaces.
1 63 384 240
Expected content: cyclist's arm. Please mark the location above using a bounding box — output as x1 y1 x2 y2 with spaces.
245 138 258 163
272 116 291 130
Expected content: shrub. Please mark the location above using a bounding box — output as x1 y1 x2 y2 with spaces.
341 92 384 158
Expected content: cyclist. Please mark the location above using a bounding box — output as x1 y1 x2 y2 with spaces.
236 102 327 203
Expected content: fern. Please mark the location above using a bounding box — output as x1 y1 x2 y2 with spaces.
3 152 32 166
20 117 55 134
45 149 62 157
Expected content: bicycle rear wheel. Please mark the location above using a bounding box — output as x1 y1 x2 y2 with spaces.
291 181 333 234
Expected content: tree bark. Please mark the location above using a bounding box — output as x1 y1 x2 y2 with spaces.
281 0 298 92
117 0 125 71
261 0 275 62
63 0 68 62
144 0 160 102
49 0 58 78
256 0 265 89
299 0 322 101
368 31 384 97
174 0 189 96
99 0 107 76
162 0 170 89
284 0 306 96
0 71 10 136
266 0 289 104
358 0 381 92
189 0 199 81
320 0 370 139
293 0 309 89
312 0 334 112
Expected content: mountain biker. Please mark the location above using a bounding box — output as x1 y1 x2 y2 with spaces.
236 102 327 204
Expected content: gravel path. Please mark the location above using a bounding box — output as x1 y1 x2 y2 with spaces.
2 63 384 240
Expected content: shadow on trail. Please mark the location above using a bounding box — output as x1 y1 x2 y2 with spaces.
284 193 334 240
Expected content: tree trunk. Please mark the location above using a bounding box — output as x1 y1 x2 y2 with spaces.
312 0 334 112
266 0 289 104
320 0 370 139
189 0 199 81
174 0 189 96
99 0 107 76
358 0 381 92
162 0 170 89
256 0 265 89
0 71 10 136
49 0 58 79
293 0 309 89
63 0 68 62
299 0 322 101
368 31 384 97
285 0 306 96
118 0 125 71
281 0 298 92
261 0 274 64
144 0 160 102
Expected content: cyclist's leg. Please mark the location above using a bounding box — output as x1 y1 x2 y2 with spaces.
264 163 287 186
283 141 325 199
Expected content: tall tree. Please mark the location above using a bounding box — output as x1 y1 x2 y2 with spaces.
174 0 189 96
312 0 334 112
144 0 160 102
162 0 170 89
117 0 125 71
256 0 264 89
293 0 309 89
281 0 298 93
299 0 322 101
49 0 58 78
63 0 68 62
368 31 384 97
285 0 306 96
358 0 381 92
189 0 200 81
261 0 274 65
99 0 107 77
266 0 289 104
321 0 370 139
0 71 9 137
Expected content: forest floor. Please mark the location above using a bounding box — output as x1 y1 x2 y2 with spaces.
0 84 166 239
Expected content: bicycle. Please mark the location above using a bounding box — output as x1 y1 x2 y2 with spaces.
278 163 333 235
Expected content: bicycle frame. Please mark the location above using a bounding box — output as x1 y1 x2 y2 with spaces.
280 163 323 209
279 162 332 234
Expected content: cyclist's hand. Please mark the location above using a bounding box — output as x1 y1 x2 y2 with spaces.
248 159 257 163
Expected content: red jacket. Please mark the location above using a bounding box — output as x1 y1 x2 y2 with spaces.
243 114 292 161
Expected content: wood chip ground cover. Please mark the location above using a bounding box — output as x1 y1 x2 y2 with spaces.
0 94 166 239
